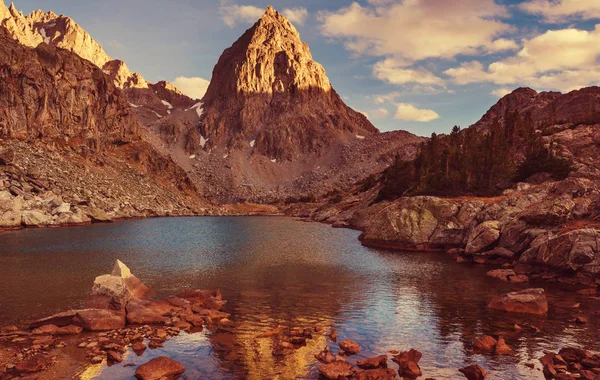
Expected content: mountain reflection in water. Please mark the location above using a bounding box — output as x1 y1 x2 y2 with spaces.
1 217 598 379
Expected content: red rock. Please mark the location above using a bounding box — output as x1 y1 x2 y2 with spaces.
183 314 204 327
494 338 514 355
191 307 230 320
329 329 337 342
339 340 360 355
32 324 82 336
15 355 51 373
107 350 123 365
135 357 186 380
315 347 336 364
558 347 589 363
581 369 598 380
29 310 79 329
459 364 488 380
318 361 355 379
126 299 174 325
472 336 497 353
393 349 423 378
132 341 147 356
257 326 282 338
355 368 397 380
357 355 388 369
76 309 125 331
488 288 548 315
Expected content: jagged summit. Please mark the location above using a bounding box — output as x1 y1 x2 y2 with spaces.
199 6 377 160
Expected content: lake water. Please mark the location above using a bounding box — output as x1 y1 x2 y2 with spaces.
1 217 598 379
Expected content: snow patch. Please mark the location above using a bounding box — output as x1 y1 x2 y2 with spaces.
128 103 139 108
161 100 173 109
189 155 196 159
151 110 163 119
167 110 171 115
39 28 50 44
200 135 208 148
355 135 365 140
223 154 228 159
270 159 277 163
196 107 203 117
249 140 255 148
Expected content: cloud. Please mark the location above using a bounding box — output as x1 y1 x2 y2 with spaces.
373 59 444 86
520 0 600 23
444 26 600 92
372 92 401 104
491 88 513 98
371 108 390 118
282 8 309 25
172 77 210 99
319 0 511 61
395 103 440 122
490 38 519 52
219 1 264 27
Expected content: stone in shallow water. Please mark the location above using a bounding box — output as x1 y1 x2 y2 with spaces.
134 356 185 380
459 364 488 380
488 288 548 315
472 336 496 353
339 340 360 355
357 355 388 369
355 368 397 380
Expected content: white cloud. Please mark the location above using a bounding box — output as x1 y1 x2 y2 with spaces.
490 38 519 52
445 26 600 92
520 0 600 23
219 1 264 27
319 0 511 61
282 8 308 25
371 108 390 118
491 88 513 98
395 103 440 122
172 77 210 99
373 58 444 86
372 92 401 104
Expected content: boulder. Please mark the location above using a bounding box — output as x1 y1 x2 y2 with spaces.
339 340 360 355
520 229 600 274
126 299 173 325
459 364 488 380
132 341 147 356
52 203 71 215
91 275 131 307
318 361 355 380
0 191 22 228
357 355 388 369
472 336 497 353
135 357 185 380
112 259 150 299
83 207 113 223
488 288 548 315
0 148 14 165
29 310 79 329
76 309 126 331
465 221 500 254
520 196 576 226
494 338 514 355
21 210 52 226
486 269 515 283
392 349 422 378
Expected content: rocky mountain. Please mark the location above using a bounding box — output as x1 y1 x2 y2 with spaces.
0 25 210 229
473 87 600 179
198 6 377 161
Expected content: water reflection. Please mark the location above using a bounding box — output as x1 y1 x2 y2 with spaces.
1 217 598 379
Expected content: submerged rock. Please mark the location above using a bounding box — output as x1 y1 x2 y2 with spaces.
488 288 548 315
355 368 397 380
135 357 185 380
472 336 497 353
339 340 360 355
357 355 388 369
459 364 488 380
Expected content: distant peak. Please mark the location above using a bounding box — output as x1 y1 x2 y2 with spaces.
265 5 276 16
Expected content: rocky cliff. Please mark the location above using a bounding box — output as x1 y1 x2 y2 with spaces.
0 26 210 229
199 6 377 161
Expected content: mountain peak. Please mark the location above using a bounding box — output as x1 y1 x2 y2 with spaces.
199 7 377 160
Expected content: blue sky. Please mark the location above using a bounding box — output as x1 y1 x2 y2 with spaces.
12 0 600 136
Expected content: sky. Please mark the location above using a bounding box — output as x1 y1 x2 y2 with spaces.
12 0 600 136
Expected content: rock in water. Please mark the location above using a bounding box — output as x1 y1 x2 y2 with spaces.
112 259 150 299
488 288 548 315
90 260 149 308
199 6 377 161
134 357 185 380
318 361 355 379
459 364 488 380
339 340 360 355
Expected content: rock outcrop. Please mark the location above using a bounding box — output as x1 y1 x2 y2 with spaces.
199 6 377 161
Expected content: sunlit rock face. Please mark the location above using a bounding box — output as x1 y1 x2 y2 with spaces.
200 6 378 161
